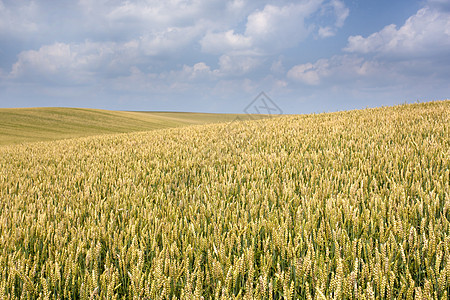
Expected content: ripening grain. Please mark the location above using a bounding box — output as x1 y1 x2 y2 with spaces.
0 100 449 299
0 107 264 145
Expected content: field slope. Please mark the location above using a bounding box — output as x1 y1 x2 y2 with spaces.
0 100 449 299
0 107 265 145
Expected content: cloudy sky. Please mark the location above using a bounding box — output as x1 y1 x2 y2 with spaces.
0 0 449 113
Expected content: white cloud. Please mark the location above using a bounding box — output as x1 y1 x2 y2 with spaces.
217 54 263 76
315 0 348 38
201 0 348 55
245 2 318 50
283 3 450 93
177 62 215 81
75 0 282 61
165 55 263 83
200 30 253 55
288 48 449 90
331 0 349 27
139 25 203 56
318 26 335 38
1 0 355 111
9 41 138 83
344 7 450 57
78 0 242 36
227 0 246 13
4 0 351 84
287 53 423 87
104 0 215 28
0 0 39 35
288 63 321 85
287 59 330 85
191 62 212 75
270 59 285 74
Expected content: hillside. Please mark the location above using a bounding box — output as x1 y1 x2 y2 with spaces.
0 100 448 298
0 107 266 145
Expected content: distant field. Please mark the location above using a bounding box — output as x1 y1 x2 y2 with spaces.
0 107 267 145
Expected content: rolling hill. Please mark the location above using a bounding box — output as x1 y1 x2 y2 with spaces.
0 100 448 298
0 107 267 145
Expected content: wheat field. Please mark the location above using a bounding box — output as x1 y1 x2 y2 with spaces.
0 107 264 145
0 100 448 299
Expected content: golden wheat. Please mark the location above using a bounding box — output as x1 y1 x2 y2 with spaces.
0 100 448 299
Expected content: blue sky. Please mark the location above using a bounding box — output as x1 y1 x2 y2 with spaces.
0 0 449 113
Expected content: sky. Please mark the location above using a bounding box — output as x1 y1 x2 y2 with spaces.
0 0 449 114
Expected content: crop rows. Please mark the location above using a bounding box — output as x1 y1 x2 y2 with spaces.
0 101 449 299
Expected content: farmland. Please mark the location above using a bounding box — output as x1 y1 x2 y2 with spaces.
0 100 449 299
0 107 263 145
